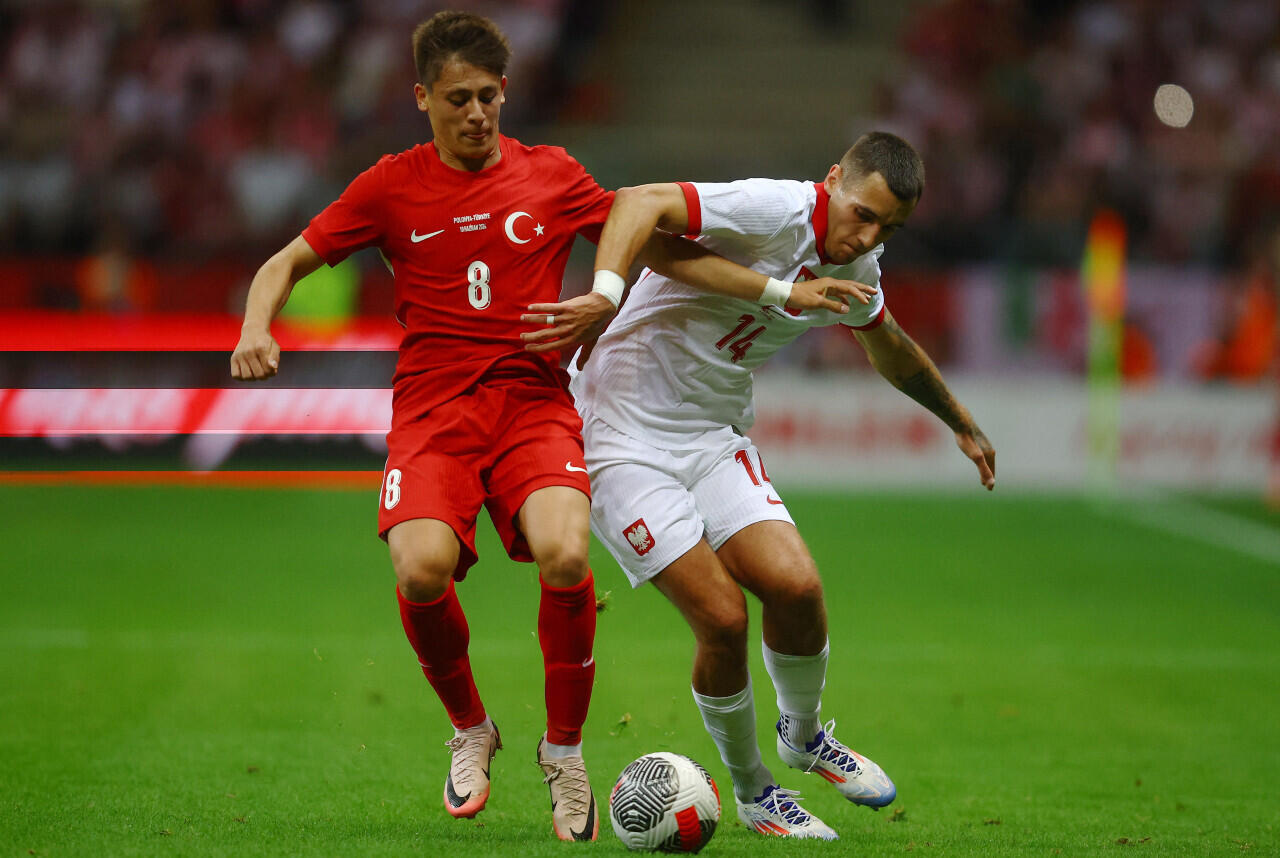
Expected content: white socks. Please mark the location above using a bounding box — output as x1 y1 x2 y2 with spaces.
691 679 774 803
763 639 829 747
693 641 831 800
542 740 583 759
456 715 494 736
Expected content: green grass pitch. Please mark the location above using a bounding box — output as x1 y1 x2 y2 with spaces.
1 484 1277 856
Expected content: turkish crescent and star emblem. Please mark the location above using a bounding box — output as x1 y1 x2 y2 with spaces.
503 210 546 249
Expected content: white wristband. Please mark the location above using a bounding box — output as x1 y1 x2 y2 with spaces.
591 269 625 308
760 277 793 307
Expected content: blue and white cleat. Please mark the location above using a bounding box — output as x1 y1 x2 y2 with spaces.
736 784 838 839
776 718 897 808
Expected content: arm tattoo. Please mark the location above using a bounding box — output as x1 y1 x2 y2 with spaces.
900 367 970 433
883 319 971 433
863 316 980 436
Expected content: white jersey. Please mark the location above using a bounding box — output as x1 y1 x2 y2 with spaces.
571 178 886 448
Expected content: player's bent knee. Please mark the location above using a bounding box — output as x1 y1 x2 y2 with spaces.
394 565 454 603
792 571 826 606
696 605 749 652
534 539 590 588
767 565 825 612
390 545 456 603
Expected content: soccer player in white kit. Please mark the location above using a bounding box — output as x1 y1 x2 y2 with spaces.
527 132 996 839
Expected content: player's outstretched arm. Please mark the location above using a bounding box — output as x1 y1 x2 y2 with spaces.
854 310 996 490
230 235 324 381
640 233 874 313
596 184 690 277
523 183 869 343
607 184 873 312
519 183 682 355
520 183 877 356
520 290 618 355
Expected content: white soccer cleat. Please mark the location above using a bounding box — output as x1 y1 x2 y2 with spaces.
443 719 502 818
776 717 897 808
735 784 838 839
536 735 599 841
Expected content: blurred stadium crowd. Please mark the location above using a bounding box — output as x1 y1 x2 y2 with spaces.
868 0 1278 383
877 0 1280 270
0 0 604 263
0 0 1277 350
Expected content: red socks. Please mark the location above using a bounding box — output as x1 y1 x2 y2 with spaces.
397 582 486 730
397 573 597 744
538 572 597 746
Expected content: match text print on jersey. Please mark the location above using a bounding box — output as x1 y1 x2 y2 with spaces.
716 314 767 363
410 229 445 243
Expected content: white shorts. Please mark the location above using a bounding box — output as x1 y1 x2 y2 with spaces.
582 414 795 587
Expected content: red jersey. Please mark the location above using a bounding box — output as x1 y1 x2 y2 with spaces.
302 135 614 416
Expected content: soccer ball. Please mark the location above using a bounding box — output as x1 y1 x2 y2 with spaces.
609 752 720 853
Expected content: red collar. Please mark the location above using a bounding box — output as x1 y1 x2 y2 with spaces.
812 182 831 265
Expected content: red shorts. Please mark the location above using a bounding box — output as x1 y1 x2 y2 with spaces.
378 376 590 580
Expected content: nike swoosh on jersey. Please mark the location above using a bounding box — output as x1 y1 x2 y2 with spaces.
410 228 445 242
766 495 785 505
565 462 589 473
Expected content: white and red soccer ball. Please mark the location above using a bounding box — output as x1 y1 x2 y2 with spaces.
609 752 720 852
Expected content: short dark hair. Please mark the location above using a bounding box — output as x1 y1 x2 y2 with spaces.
412 11 511 88
839 132 925 203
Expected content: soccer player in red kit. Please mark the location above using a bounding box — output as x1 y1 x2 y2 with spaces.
230 11 615 841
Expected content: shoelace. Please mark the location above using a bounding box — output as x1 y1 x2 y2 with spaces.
445 727 491 789
541 758 591 816
763 787 811 826
809 719 861 776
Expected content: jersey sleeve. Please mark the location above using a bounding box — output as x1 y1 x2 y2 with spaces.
839 245 886 330
677 179 797 245
555 152 615 244
300 160 386 265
